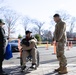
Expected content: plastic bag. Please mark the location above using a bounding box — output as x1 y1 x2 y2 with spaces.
4 43 13 60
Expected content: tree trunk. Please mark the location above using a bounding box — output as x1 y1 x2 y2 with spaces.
8 27 10 39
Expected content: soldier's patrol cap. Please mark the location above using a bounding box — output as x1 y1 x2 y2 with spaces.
26 30 32 35
53 14 60 17
0 19 5 25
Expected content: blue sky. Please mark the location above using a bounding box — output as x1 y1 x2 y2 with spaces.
3 0 76 21
3 0 76 19
1 0 76 37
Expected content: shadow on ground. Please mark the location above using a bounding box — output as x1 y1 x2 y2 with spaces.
40 55 76 64
4 66 31 75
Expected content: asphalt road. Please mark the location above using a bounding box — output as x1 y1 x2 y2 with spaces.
3 46 76 66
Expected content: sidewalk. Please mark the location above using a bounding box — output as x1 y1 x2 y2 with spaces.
3 64 76 75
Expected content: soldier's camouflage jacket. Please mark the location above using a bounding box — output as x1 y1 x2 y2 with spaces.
54 20 67 43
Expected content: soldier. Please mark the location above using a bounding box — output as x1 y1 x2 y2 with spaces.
53 14 68 74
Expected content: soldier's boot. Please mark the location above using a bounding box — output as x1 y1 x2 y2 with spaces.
58 67 68 74
54 67 61 72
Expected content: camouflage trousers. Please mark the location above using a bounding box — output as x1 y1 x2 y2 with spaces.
56 42 67 67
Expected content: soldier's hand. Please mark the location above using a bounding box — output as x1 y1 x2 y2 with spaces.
53 41 58 46
52 41 56 45
53 41 56 44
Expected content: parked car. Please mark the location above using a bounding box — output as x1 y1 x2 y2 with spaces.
9 40 19 52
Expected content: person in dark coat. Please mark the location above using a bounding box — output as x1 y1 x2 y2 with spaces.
0 19 8 75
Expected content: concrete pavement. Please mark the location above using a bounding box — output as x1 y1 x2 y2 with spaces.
3 46 76 65
3 64 76 75
3 46 76 75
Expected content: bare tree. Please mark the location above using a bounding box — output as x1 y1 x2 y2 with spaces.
2 8 20 38
21 16 30 31
69 17 76 33
50 10 76 34
56 10 76 33
42 30 52 40
56 10 70 22
50 10 70 26
31 19 45 36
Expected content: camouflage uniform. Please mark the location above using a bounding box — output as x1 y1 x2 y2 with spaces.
54 20 67 67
